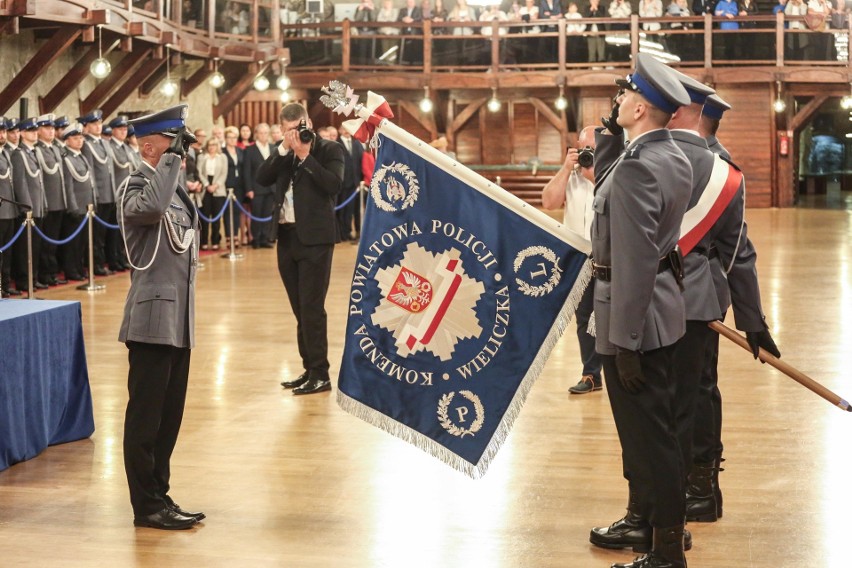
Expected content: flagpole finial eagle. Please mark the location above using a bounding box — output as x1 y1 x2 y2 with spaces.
320 81 360 116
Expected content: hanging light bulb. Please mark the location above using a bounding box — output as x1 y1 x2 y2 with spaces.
773 81 786 113
487 88 501 113
276 74 291 91
841 94 852 110
209 59 225 88
419 86 433 113
280 91 291 103
160 47 178 97
254 75 270 91
90 25 111 79
555 84 568 111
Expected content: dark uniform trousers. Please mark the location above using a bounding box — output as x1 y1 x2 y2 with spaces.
602 343 686 528
94 202 119 269
124 341 191 516
575 280 601 380
39 210 64 279
694 321 724 464
12 215 43 286
61 212 87 278
0 219 15 291
671 320 715 473
277 223 333 380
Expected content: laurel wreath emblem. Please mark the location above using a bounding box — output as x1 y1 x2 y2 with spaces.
437 390 485 438
513 246 563 297
370 161 420 212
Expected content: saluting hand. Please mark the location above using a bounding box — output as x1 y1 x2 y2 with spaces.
615 347 646 394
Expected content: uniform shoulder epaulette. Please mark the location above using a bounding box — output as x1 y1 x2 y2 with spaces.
717 153 741 172
624 143 644 160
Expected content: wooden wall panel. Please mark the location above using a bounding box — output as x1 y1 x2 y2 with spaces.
513 102 538 164
537 116 563 164
716 84 773 207
396 103 431 144
455 101 483 164
484 104 511 165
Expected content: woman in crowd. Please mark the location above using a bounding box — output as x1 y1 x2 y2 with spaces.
222 126 245 248
237 123 253 149
235 123 253 244
198 138 229 251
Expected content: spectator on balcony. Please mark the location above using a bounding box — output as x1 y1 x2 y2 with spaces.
431 0 450 38
397 0 423 64
640 0 664 32
353 0 378 64
376 0 400 62
585 0 606 63
450 0 478 64
738 0 768 59
608 0 633 61
784 0 809 60
714 0 740 60
565 3 588 62
538 0 562 61
806 0 836 60
667 0 694 59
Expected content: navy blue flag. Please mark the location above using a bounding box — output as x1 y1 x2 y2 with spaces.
337 133 591 477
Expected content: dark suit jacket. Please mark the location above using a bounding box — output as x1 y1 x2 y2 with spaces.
255 138 345 246
397 6 423 33
340 136 365 191
224 146 244 200
242 142 276 197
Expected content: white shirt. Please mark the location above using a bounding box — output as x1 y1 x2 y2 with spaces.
563 170 595 240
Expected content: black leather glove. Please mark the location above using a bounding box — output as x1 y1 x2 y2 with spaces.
615 347 645 394
601 92 623 136
164 128 186 158
746 329 781 360
182 129 197 153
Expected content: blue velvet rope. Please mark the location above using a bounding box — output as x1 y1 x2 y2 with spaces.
232 198 273 222
195 198 231 224
31 215 89 246
0 221 26 253
334 187 361 211
92 213 120 230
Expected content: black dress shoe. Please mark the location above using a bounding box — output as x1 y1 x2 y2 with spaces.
43 277 58 286
591 514 692 553
164 496 205 522
281 373 309 389
5 288 22 296
259 243 274 249
293 376 331 395
133 507 197 530
54 278 68 285
65 273 86 281
93 267 112 276
34 281 49 290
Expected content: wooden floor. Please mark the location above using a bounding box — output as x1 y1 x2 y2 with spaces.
2 208 851 567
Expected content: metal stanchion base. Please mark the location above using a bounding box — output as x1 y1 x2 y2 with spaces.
77 282 106 291
221 252 245 260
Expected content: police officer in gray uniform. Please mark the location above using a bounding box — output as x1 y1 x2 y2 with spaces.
700 94 731 160
80 109 119 275
587 54 693 568
1 117 26 296
118 104 204 531
109 115 135 270
10 118 46 290
35 114 69 285
666 71 780 524
60 123 92 281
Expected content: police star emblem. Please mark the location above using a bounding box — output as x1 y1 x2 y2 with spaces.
372 242 485 361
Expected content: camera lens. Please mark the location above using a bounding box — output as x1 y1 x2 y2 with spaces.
578 146 594 168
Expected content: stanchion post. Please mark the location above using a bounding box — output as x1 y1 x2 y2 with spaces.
77 204 105 292
25 211 34 298
221 189 244 261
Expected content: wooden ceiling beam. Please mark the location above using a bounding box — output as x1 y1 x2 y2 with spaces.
181 60 214 98
101 55 167 117
790 95 830 133
38 39 120 114
80 47 152 116
213 62 269 119
140 65 167 97
0 25 81 115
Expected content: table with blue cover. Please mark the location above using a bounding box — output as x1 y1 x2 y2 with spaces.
0 300 95 471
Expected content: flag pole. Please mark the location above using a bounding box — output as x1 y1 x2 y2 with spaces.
709 320 851 412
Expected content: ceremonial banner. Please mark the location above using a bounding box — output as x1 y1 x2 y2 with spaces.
336 123 591 478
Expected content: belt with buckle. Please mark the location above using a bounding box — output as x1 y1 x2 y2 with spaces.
592 256 674 282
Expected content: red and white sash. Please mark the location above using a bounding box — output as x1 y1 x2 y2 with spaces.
678 155 743 257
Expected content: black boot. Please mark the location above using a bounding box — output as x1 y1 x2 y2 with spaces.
591 494 692 553
611 524 687 568
713 457 723 519
685 462 718 522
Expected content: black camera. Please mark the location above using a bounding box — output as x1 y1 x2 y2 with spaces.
577 146 595 169
297 120 315 144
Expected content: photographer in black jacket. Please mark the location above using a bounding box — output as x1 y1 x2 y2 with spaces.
256 103 345 395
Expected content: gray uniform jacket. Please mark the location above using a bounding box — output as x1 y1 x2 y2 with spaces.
62 150 93 216
705 135 731 160
35 141 68 212
118 155 198 349
83 135 116 205
110 138 137 192
591 128 692 355
10 145 44 217
0 148 26 220
706 136 734 317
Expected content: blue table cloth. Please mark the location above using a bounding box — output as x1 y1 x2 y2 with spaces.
0 300 95 471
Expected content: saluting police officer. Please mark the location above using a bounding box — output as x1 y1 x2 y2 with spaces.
35 114 69 286
587 54 693 568
1 117 25 297
10 118 46 291
118 104 204 531
79 109 119 275
60 123 92 282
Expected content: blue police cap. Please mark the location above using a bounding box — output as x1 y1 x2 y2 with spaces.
36 114 56 127
6 118 20 131
77 109 104 125
53 116 70 129
703 94 731 121
616 53 691 114
18 117 39 131
102 126 113 136
61 122 84 140
128 103 188 138
108 115 129 128
0 117 7 130
667 68 715 105
127 124 136 137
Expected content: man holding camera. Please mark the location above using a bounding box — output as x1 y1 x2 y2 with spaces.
118 104 204 530
256 103 345 395
541 126 602 395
